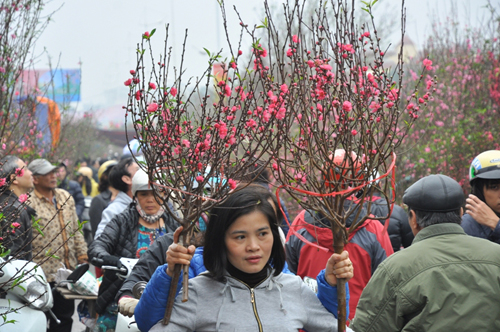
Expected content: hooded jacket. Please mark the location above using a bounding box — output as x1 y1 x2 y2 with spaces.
144 266 351 332
88 202 179 313
134 247 302 331
285 201 393 321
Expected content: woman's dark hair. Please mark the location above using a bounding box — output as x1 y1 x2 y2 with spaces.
97 168 112 193
238 159 271 185
471 178 500 217
80 176 92 195
204 184 285 281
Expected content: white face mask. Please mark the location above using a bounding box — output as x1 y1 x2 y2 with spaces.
136 201 164 224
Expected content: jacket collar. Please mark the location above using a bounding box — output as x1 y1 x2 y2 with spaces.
1 190 37 216
116 191 133 204
413 223 465 245
223 266 275 290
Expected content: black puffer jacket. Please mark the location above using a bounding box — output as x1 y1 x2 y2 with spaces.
368 196 413 252
115 232 173 301
88 202 179 313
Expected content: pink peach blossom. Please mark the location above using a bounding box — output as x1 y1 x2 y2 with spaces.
276 107 286 120
147 103 158 113
342 101 352 112
18 194 28 203
218 122 228 139
224 85 231 97
228 178 237 190
423 58 433 70
15 168 24 177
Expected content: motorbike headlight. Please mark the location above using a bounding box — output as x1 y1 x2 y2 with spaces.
22 276 51 310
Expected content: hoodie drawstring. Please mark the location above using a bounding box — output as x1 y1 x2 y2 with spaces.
216 281 237 331
268 277 286 314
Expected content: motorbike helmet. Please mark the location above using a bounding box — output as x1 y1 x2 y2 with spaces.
469 150 500 184
324 149 363 188
132 168 152 196
97 160 118 181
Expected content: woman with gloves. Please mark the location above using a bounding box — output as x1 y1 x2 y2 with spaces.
88 168 179 332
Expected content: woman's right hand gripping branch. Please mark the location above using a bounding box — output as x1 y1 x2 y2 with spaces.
166 226 197 277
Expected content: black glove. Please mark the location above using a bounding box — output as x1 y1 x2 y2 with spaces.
101 255 122 268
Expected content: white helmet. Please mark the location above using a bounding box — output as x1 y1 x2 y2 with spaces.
132 169 151 196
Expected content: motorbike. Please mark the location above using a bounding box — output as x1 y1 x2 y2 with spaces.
0 257 56 332
91 257 141 332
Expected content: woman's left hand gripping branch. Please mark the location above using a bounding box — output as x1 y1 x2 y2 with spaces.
325 251 353 286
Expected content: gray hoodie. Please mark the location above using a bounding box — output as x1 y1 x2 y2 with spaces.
150 269 352 332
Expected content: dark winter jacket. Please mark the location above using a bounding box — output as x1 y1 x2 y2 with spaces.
285 201 393 321
367 196 414 252
461 213 500 244
87 202 179 313
0 190 35 261
89 189 112 238
59 178 85 221
115 231 174 301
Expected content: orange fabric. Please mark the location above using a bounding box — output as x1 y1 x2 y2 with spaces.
36 96 61 147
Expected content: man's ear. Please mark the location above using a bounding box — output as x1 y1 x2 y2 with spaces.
408 210 421 235
10 173 18 186
32 175 39 185
459 207 464 217
122 175 132 185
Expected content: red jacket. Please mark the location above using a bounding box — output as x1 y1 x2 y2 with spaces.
285 208 393 321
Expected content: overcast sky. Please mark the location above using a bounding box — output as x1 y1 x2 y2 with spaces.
32 0 496 127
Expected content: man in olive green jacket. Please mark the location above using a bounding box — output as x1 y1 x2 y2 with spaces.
351 174 500 332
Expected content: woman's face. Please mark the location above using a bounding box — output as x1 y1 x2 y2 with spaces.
225 210 273 274
483 181 500 214
136 190 161 215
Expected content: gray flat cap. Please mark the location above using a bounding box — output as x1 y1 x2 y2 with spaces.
28 159 58 175
403 174 464 212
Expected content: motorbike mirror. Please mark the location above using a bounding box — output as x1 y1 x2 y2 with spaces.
67 263 89 282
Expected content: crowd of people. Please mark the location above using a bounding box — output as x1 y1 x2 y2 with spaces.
0 148 500 332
